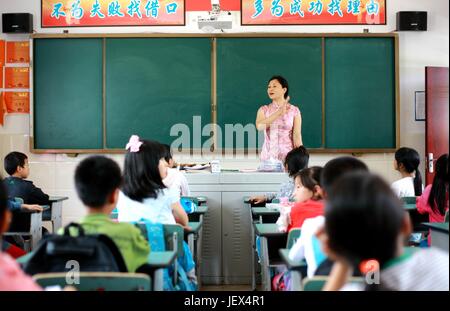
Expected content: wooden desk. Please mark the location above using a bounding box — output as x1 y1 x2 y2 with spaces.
423 222 449 252
252 207 280 223
45 196 68 233
279 248 307 291
248 205 280 289
5 208 45 251
147 250 177 291
404 203 428 232
188 205 208 222
254 223 287 291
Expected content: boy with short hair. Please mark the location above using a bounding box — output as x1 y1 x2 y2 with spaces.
73 155 150 272
3 151 49 207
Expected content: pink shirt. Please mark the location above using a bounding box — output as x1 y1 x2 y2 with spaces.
416 185 448 223
416 185 449 245
260 102 300 162
0 252 42 291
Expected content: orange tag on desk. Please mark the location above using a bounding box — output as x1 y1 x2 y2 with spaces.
5 67 29 88
4 92 30 113
6 41 30 63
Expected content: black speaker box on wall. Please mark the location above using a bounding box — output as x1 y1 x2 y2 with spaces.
2 13 33 33
396 11 427 31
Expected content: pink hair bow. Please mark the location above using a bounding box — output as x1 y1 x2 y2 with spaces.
125 135 143 153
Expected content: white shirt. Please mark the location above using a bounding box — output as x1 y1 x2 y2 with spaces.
163 168 191 196
288 216 326 278
116 188 180 224
341 248 449 291
391 177 415 197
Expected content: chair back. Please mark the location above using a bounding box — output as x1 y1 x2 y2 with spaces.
33 272 151 291
302 276 364 291
135 222 184 257
286 229 301 249
401 196 416 204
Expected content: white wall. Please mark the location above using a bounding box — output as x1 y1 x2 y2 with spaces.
0 0 448 225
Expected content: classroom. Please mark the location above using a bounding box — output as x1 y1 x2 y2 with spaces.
0 0 448 294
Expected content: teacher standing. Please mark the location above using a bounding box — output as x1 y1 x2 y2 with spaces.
256 75 303 162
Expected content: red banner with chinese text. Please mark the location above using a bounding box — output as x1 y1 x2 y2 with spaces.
242 0 386 25
6 42 30 63
5 67 30 89
4 92 30 114
42 0 185 27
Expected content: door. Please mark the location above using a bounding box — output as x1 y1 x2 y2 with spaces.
425 67 449 184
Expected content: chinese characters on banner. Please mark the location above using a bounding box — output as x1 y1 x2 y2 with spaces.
0 41 30 126
4 92 30 114
5 68 30 89
42 0 185 27
242 0 386 25
6 41 30 63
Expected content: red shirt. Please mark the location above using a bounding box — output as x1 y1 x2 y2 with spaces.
288 199 324 232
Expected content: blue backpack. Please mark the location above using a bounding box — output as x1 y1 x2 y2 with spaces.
137 220 197 291
180 197 197 214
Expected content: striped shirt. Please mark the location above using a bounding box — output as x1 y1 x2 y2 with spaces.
380 248 449 291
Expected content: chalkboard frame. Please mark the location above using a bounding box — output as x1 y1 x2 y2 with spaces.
30 33 399 154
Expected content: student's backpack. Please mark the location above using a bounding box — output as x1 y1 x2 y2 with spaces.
137 220 197 291
180 197 197 214
22 223 128 275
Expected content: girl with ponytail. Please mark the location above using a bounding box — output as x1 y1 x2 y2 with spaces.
392 147 423 197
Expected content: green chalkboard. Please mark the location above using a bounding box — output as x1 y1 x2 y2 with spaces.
32 35 397 153
33 38 103 149
105 38 212 149
325 37 396 149
216 38 323 150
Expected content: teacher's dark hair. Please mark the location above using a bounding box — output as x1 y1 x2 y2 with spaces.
269 75 289 99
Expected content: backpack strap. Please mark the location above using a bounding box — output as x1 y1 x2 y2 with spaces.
177 265 195 291
63 222 85 236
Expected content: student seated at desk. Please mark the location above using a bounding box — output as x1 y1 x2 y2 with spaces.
416 154 449 245
0 182 42 290
162 143 190 197
286 166 325 232
3 152 50 206
116 135 196 286
6 197 43 213
250 146 309 204
2 175 44 251
391 147 423 198
310 157 369 277
66 155 150 273
322 172 449 291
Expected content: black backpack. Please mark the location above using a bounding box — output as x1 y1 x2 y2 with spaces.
23 223 128 275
